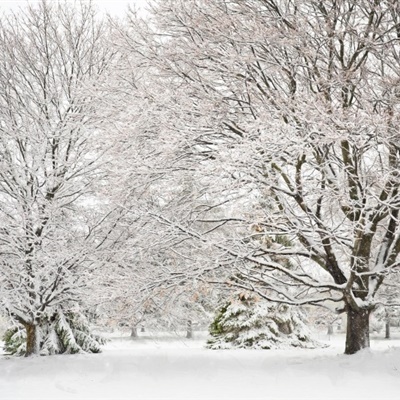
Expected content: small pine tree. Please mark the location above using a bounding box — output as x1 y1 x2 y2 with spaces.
3 327 26 355
207 294 321 349
3 310 105 356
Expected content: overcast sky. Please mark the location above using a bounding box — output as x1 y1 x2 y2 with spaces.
0 0 150 16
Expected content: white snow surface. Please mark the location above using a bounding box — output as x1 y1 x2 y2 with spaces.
1 331 400 400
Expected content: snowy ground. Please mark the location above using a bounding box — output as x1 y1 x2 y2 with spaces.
1 330 400 400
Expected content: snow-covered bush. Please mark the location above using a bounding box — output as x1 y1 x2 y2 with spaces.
207 294 321 349
3 310 105 356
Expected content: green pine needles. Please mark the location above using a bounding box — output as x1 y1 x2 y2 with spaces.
207 294 321 350
3 310 105 356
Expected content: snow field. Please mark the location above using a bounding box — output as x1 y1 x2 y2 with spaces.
1 333 400 400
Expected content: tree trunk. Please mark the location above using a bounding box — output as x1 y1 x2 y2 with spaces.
186 320 193 339
345 308 370 355
130 326 138 338
25 323 38 357
385 319 390 339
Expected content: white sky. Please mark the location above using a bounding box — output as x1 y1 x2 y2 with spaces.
0 0 150 16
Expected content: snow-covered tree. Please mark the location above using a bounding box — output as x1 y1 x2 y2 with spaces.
3 308 104 356
94 33 232 335
207 293 319 350
374 271 400 338
116 0 400 354
0 0 115 356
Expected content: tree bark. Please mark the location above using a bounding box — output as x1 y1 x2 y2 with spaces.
186 320 193 339
385 319 390 339
345 308 370 355
130 326 138 338
25 323 38 357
